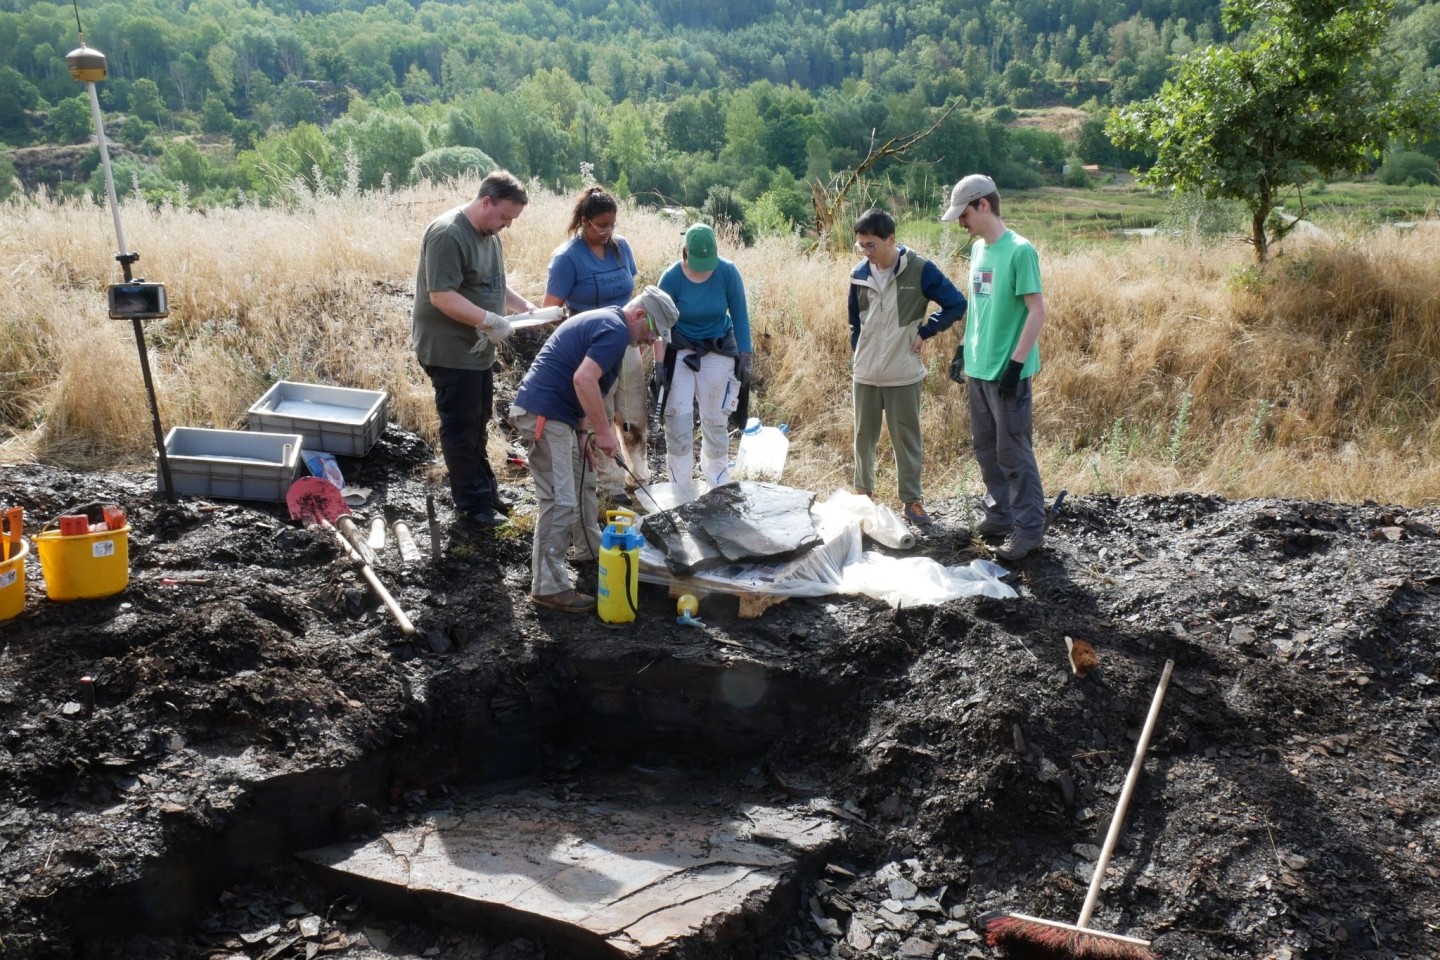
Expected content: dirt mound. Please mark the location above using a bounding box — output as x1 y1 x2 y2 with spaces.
1 436 1437 959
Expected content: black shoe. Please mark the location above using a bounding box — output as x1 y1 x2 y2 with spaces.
490 495 513 516
460 507 507 528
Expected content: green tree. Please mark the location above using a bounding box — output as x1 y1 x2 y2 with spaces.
274 82 322 127
1108 0 1438 263
129 78 165 125
328 110 428 189
0 66 40 142
49 95 93 144
162 140 210 192
201 94 234 136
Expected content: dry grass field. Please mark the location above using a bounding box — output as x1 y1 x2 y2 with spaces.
3 180 1438 506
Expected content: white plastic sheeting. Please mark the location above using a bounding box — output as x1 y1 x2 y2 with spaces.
634 484 1016 607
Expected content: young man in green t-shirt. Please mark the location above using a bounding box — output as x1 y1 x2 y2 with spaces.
940 174 1049 560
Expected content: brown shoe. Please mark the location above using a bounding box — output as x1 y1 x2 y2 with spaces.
902 501 932 526
532 589 595 613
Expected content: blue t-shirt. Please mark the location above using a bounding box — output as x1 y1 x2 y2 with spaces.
657 257 752 352
545 236 638 313
514 307 630 427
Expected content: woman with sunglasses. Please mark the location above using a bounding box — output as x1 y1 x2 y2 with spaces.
543 186 638 315
541 185 644 527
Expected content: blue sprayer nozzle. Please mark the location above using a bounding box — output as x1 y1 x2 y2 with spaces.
676 612 706 628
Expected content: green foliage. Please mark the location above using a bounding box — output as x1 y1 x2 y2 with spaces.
1108 0 1439 263
409 146 496 183
243 122 333 196
1377 150 1438 185
128 78 165 125
161 140 210 193
4 0 1434 222
1061 159 1093 188
327 111 428 189
274 83 323 128
0 151 16 202
0 66 39 142
201 95 234 136
1162 190 1245 241
48 96 92 144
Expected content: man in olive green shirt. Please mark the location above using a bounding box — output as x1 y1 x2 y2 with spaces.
412 169 537 528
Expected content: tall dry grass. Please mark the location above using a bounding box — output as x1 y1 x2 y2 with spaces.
2 181 1437 506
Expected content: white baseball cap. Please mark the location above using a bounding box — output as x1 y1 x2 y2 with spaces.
940 174 998 222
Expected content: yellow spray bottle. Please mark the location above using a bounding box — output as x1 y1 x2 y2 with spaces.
597 509 642 624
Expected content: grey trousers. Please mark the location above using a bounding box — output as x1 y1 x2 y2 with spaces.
968 377 1045 537
853 380 924 504
510 406 599 597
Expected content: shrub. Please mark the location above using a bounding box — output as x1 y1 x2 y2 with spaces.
409 146 495 183
1377 150 1437 186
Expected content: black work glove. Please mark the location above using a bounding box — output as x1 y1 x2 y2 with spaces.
947 344 965 385
654 357 670 391
736 352 753 387
997 359 1024 400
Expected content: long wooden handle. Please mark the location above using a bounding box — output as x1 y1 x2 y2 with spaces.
334 515 378 566
1077 658 1174 929
320 519 416 634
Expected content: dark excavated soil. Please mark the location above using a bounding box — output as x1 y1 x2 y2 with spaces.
1 427 1437 960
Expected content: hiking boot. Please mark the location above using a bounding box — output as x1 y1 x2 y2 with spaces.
996 531 1044 561
532 589 595 613
975 515 1012 538
853 488 872 498
459 507 507 529
902 501 932 526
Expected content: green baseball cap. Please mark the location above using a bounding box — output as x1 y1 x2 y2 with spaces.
683 223 719 271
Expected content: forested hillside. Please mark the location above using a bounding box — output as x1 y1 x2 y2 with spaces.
2 0 1437 226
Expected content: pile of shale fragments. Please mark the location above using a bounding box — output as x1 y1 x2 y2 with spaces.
1 425 1436 960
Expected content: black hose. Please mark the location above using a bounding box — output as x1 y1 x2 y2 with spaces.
621 549 638 617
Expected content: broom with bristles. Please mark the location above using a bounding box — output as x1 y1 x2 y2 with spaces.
985 658 1175 960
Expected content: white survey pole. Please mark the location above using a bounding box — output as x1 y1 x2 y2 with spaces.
83 79 128 257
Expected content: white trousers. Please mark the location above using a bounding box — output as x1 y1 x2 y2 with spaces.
664 350 734 487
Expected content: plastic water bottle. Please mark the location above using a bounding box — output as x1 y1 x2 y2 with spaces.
733 417 790 481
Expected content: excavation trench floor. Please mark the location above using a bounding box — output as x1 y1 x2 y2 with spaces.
299 772 843 959
1 426 1439 960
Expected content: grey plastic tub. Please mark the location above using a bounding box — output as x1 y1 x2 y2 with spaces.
160 427 305 501
247 381 388 457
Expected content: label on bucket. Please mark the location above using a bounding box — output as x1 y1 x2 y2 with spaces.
92 540 116 559
0 569 14 588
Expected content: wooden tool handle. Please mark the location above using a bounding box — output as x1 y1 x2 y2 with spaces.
1077 658 1174 929
320 519 415 634
334 515 378 566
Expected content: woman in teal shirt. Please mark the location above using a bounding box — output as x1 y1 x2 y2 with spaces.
657 223 752 486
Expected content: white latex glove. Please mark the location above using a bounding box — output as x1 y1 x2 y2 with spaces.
483 310 513 345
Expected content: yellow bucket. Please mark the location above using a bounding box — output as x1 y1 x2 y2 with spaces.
35 524 130 601
0 538 26 620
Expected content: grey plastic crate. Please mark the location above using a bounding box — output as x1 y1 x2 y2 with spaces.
160 427 304 502
247 381 388 457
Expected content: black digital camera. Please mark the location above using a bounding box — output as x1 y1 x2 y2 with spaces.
107 281 168 320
